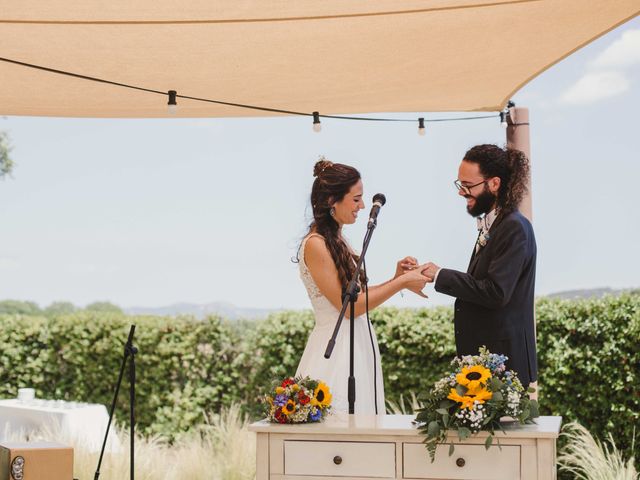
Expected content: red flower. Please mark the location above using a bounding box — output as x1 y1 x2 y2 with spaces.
274 407 287 424
298 391 310 405
281 378 295 388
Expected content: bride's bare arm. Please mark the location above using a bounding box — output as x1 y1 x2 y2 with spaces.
305 236 427 316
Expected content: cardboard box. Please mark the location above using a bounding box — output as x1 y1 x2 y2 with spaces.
0 442 73 480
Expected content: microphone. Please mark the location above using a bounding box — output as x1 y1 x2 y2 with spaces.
367 193 386 227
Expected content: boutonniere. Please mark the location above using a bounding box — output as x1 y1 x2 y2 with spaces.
477 231 491 248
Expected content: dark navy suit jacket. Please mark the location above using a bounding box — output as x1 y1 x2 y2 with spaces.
435 210 538 386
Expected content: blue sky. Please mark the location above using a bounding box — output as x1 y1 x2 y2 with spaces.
1 18 639 310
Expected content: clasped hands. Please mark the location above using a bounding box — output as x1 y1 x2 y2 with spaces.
394 256 440 298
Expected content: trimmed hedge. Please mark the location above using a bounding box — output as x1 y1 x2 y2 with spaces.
0 314 239 436
0 294 638 452
535 294 639 455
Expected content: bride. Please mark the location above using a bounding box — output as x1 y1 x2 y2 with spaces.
295 159 428 415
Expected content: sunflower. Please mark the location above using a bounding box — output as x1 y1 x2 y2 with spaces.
312 382 332 408
447 389 467 406
467 386 493 404
448 388 481 409
456 365 491 391
448 386 493 410
283 399 296 415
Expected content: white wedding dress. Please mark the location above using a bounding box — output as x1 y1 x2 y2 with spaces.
295 234 385 415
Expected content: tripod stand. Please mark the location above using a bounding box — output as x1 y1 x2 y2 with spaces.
94 324 137 480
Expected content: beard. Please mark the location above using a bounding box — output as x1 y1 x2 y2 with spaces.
466 186 497 217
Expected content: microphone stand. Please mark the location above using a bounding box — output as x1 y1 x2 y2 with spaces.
94 325 138 480
324 218 379 414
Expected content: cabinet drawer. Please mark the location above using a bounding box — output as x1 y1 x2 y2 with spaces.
403 442 520 480
284 440 395 478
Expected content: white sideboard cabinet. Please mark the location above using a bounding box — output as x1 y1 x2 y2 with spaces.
249 414 561 480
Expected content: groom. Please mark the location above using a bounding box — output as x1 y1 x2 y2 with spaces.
422 144 537 387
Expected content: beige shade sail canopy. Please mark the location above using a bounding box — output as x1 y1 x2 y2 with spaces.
1 0 638 118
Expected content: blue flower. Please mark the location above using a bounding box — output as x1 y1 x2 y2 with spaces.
274 394 288 407
485 353 509 373
309 408 322 422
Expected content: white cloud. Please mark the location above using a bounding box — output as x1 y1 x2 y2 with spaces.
559 29 639 106
560 71 630 105
590 29 640 69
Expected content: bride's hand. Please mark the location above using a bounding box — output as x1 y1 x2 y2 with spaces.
399 265 429 298
394 256 419 279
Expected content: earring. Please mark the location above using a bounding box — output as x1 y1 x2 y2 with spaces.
330 207 336 217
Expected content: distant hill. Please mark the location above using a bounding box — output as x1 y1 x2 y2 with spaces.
115 288 640 319
547 287 637 300
125 301 277 320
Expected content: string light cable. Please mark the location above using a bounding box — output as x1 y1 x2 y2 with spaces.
0 55 507 130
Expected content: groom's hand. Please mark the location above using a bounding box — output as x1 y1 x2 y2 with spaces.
395 256 419 279
421 262 440 283
401 264 430 298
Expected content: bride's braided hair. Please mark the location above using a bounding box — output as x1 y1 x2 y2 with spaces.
306 158 366 290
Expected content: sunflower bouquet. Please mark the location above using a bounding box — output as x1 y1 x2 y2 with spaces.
262 376 332 424
415 347 539 461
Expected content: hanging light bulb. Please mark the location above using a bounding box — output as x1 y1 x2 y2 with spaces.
418 117 426 136
167 90 178 115
312 111 322 132
500 111 508 128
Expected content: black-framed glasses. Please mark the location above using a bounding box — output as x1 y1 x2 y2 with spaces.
454 179 487 196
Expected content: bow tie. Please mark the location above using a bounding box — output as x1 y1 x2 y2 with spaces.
475 221 490 252
476 209 499 233
477 216 489 233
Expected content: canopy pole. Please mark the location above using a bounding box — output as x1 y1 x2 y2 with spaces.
506 106 538 400
506 106 532 220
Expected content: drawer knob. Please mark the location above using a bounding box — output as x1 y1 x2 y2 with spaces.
456 457 466 467
333 455 342 465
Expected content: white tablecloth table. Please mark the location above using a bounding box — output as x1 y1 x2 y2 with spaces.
0 398 121 452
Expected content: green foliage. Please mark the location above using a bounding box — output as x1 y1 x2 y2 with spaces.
44 301 77 315
0 299 42 315
536 293 640 458
0 312 240 438
372 306 457 405
84 301 123 314
236 310 315 416
0 292 637 459
0 131 14 178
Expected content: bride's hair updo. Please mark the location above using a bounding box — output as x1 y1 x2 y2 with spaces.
307 158 365 290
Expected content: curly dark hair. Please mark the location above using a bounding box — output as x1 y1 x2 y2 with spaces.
463 144 530 213
297 158 365 290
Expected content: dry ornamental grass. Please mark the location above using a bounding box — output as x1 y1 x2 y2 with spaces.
3 404 256 480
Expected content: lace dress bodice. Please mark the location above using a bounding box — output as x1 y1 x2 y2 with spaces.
299 235 346 328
